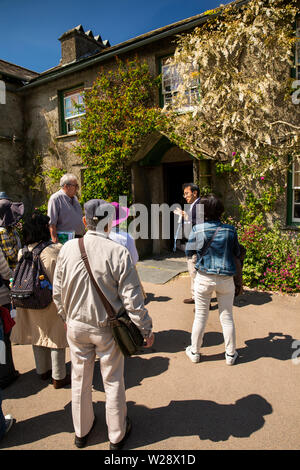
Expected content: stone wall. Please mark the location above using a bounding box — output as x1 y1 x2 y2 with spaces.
0 80 27 204
20 35 177 206
17 29 293 234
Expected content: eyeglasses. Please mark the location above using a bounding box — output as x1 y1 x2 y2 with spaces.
183 192 192 197
67 183 79 189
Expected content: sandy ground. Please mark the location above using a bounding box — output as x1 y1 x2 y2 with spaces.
1 274 300 451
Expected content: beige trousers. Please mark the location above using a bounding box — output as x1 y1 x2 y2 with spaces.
32 345 66 380
66 319 127 444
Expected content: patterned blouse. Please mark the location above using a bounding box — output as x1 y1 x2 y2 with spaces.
0 227 21 270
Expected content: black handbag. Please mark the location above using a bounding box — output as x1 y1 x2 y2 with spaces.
78 237 144 356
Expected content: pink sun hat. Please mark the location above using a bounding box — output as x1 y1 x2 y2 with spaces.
111 202 130 227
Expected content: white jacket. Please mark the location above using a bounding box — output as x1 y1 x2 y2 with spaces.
53 231 152 337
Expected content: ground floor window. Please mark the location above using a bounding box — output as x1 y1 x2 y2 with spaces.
296 18 300 80
292 159 300 222
287 158 300 225
197 160 212 194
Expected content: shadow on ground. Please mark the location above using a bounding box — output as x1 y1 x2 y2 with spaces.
125 394 272 448
200 291 273 312
1 362 72 400
201 332 298 364
145 292 172 304
0 394 272 449
0 401 75 449
234 290 273 307
92 355 170 392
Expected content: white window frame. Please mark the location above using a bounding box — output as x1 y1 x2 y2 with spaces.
292 160 300 223
63 88 85 135
161 56 200 112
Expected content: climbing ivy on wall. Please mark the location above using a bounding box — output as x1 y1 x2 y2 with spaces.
76 57 165 203
163 0 299 192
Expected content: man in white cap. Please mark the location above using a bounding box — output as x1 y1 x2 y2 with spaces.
53 199 154 450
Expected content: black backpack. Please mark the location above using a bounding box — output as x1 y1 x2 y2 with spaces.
11 240 53 310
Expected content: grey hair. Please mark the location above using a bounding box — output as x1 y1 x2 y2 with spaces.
86 206 115 232
60 173 78 187
85 217 98 231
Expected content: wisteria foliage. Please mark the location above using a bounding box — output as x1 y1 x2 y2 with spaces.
162 0 299 184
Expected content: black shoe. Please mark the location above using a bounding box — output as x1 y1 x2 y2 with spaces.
74 416 96 449
109 417 132 450
38 370 52 380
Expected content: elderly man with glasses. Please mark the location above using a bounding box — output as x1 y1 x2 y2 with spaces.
47 173 85 243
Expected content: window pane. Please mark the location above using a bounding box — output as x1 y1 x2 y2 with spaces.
294 171 300 187
67 117 81 133
294 189 300 204
64 97 73 118
161 57 200 109
293 203 300 219
64 91 85 119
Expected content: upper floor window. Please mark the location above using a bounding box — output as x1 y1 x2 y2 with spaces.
160 56 200 112
60 87 85 135
292 159 300 223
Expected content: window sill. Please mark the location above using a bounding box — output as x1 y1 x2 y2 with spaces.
56 133 79 140
162 105 197 115
282 225 300 231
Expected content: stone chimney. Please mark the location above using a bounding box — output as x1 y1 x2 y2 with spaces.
59 25 111 65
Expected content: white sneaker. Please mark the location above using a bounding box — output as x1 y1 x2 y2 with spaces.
186 346 200 363
4 415 14 434
225 351 238 365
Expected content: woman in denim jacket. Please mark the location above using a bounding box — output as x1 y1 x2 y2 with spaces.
185 194 240 366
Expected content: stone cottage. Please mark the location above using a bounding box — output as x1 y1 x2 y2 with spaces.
0 0 299 256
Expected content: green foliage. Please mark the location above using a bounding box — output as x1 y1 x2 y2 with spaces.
238 187 284 226
34 203 48 215
164 0 299 167
27 154 44 192
237 222 300 293
76 57 165 203
215 162 237 175
43 167 66 185
226 180 300 293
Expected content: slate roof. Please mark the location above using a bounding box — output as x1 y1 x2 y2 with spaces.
0 59 38 82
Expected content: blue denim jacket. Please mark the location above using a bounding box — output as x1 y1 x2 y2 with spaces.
186 221 240 276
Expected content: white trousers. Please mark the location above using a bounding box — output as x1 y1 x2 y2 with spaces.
192 272 236 355
67 319 127 444
186 254 197 299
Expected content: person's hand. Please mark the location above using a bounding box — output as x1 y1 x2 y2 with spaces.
144 333 154 348
174 208 184 217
